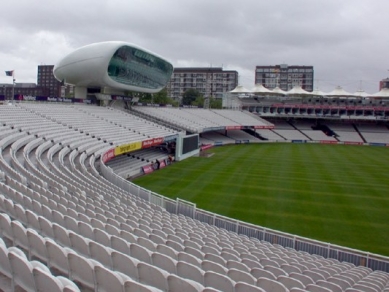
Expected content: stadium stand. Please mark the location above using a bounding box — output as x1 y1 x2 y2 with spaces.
255 129 286 141
325 123 364 143
224 130 262 143
356 124 389 144
288 121 337 142
106 148 170 179
269 121 309 141
200 131 236 145
133 107 273 133
0 102 388 291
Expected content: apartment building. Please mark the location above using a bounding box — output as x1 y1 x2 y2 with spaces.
379 78 389 90
37 65 62 97
255 64 314 92
166 67 238 100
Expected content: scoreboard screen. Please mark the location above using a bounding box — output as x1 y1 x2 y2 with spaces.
182 135 199 154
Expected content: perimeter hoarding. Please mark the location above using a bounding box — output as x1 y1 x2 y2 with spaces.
103 137 165 163
142 137 164 148
226 126 242 130
114 141 142 156
102 148 115 163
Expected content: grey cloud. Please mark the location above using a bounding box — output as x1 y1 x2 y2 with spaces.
0 0 388 93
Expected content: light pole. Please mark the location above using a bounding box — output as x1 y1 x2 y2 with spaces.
11 77 15 101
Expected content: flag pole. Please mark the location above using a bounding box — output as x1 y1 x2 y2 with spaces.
12 72 15 101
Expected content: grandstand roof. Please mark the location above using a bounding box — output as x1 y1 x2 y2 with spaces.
327 86 353 97
271 86 288 95
371 87 389 97
286 85 311 95
250 83 273 94
311 88 328 96
229 85 251 93
353 89 370 97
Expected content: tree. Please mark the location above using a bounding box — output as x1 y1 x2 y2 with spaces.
182 89 202 106
153 88 169 104
153 88 179 106
191 95 204 107
135 92 152 103
209 97 222 109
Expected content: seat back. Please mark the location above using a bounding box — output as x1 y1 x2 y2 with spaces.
235 282 266 292
256 277 288 292
227 268 256 285
11 220 29 253
130 243 152 264
111 251 139 281
68 252 97 290
95 265 125 292
33 267 64 292
152 251 177 274
177 261 204 285
45 239 70 276
277 275 305 290
69 232 90 256
26 229 48 263
137 262 169 291
0 212 13 242
167 274 204 292
8 248 36 292
204 271 235 292
0 241 12 278
89 241 113 269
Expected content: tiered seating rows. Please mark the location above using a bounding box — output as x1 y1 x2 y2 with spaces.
272 130 309 141
134 107 272 133
225 130 261 142
0 103 388 292
106 148 169 179
300 131 337 142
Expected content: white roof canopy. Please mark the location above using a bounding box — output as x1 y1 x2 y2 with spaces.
326 86 353 97
286 85 310 95
229 85 251 93
311 88 327 96
371 88 389 97
228 84 386 98
271 86 288 95
250 83 272 94
353 90 370 97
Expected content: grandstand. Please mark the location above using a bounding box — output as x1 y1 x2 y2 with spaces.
0 101 389 292
133 107 273 134
106 148 170 179
324 123 364 143
356 124 389 144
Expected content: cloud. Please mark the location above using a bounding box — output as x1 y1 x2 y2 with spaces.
1 0 388 93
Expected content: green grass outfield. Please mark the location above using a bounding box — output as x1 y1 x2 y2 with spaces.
133 143 389 256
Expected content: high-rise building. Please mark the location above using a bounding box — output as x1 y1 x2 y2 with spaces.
166 67 238 100
37 65 62 97
255 64 314 92
379 78 389 90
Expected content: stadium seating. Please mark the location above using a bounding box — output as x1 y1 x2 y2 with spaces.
106 148 169 179
133 107 272 133
0 102 388 292
356 124 389 143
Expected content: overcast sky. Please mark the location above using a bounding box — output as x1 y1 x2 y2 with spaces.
1 0 388 94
